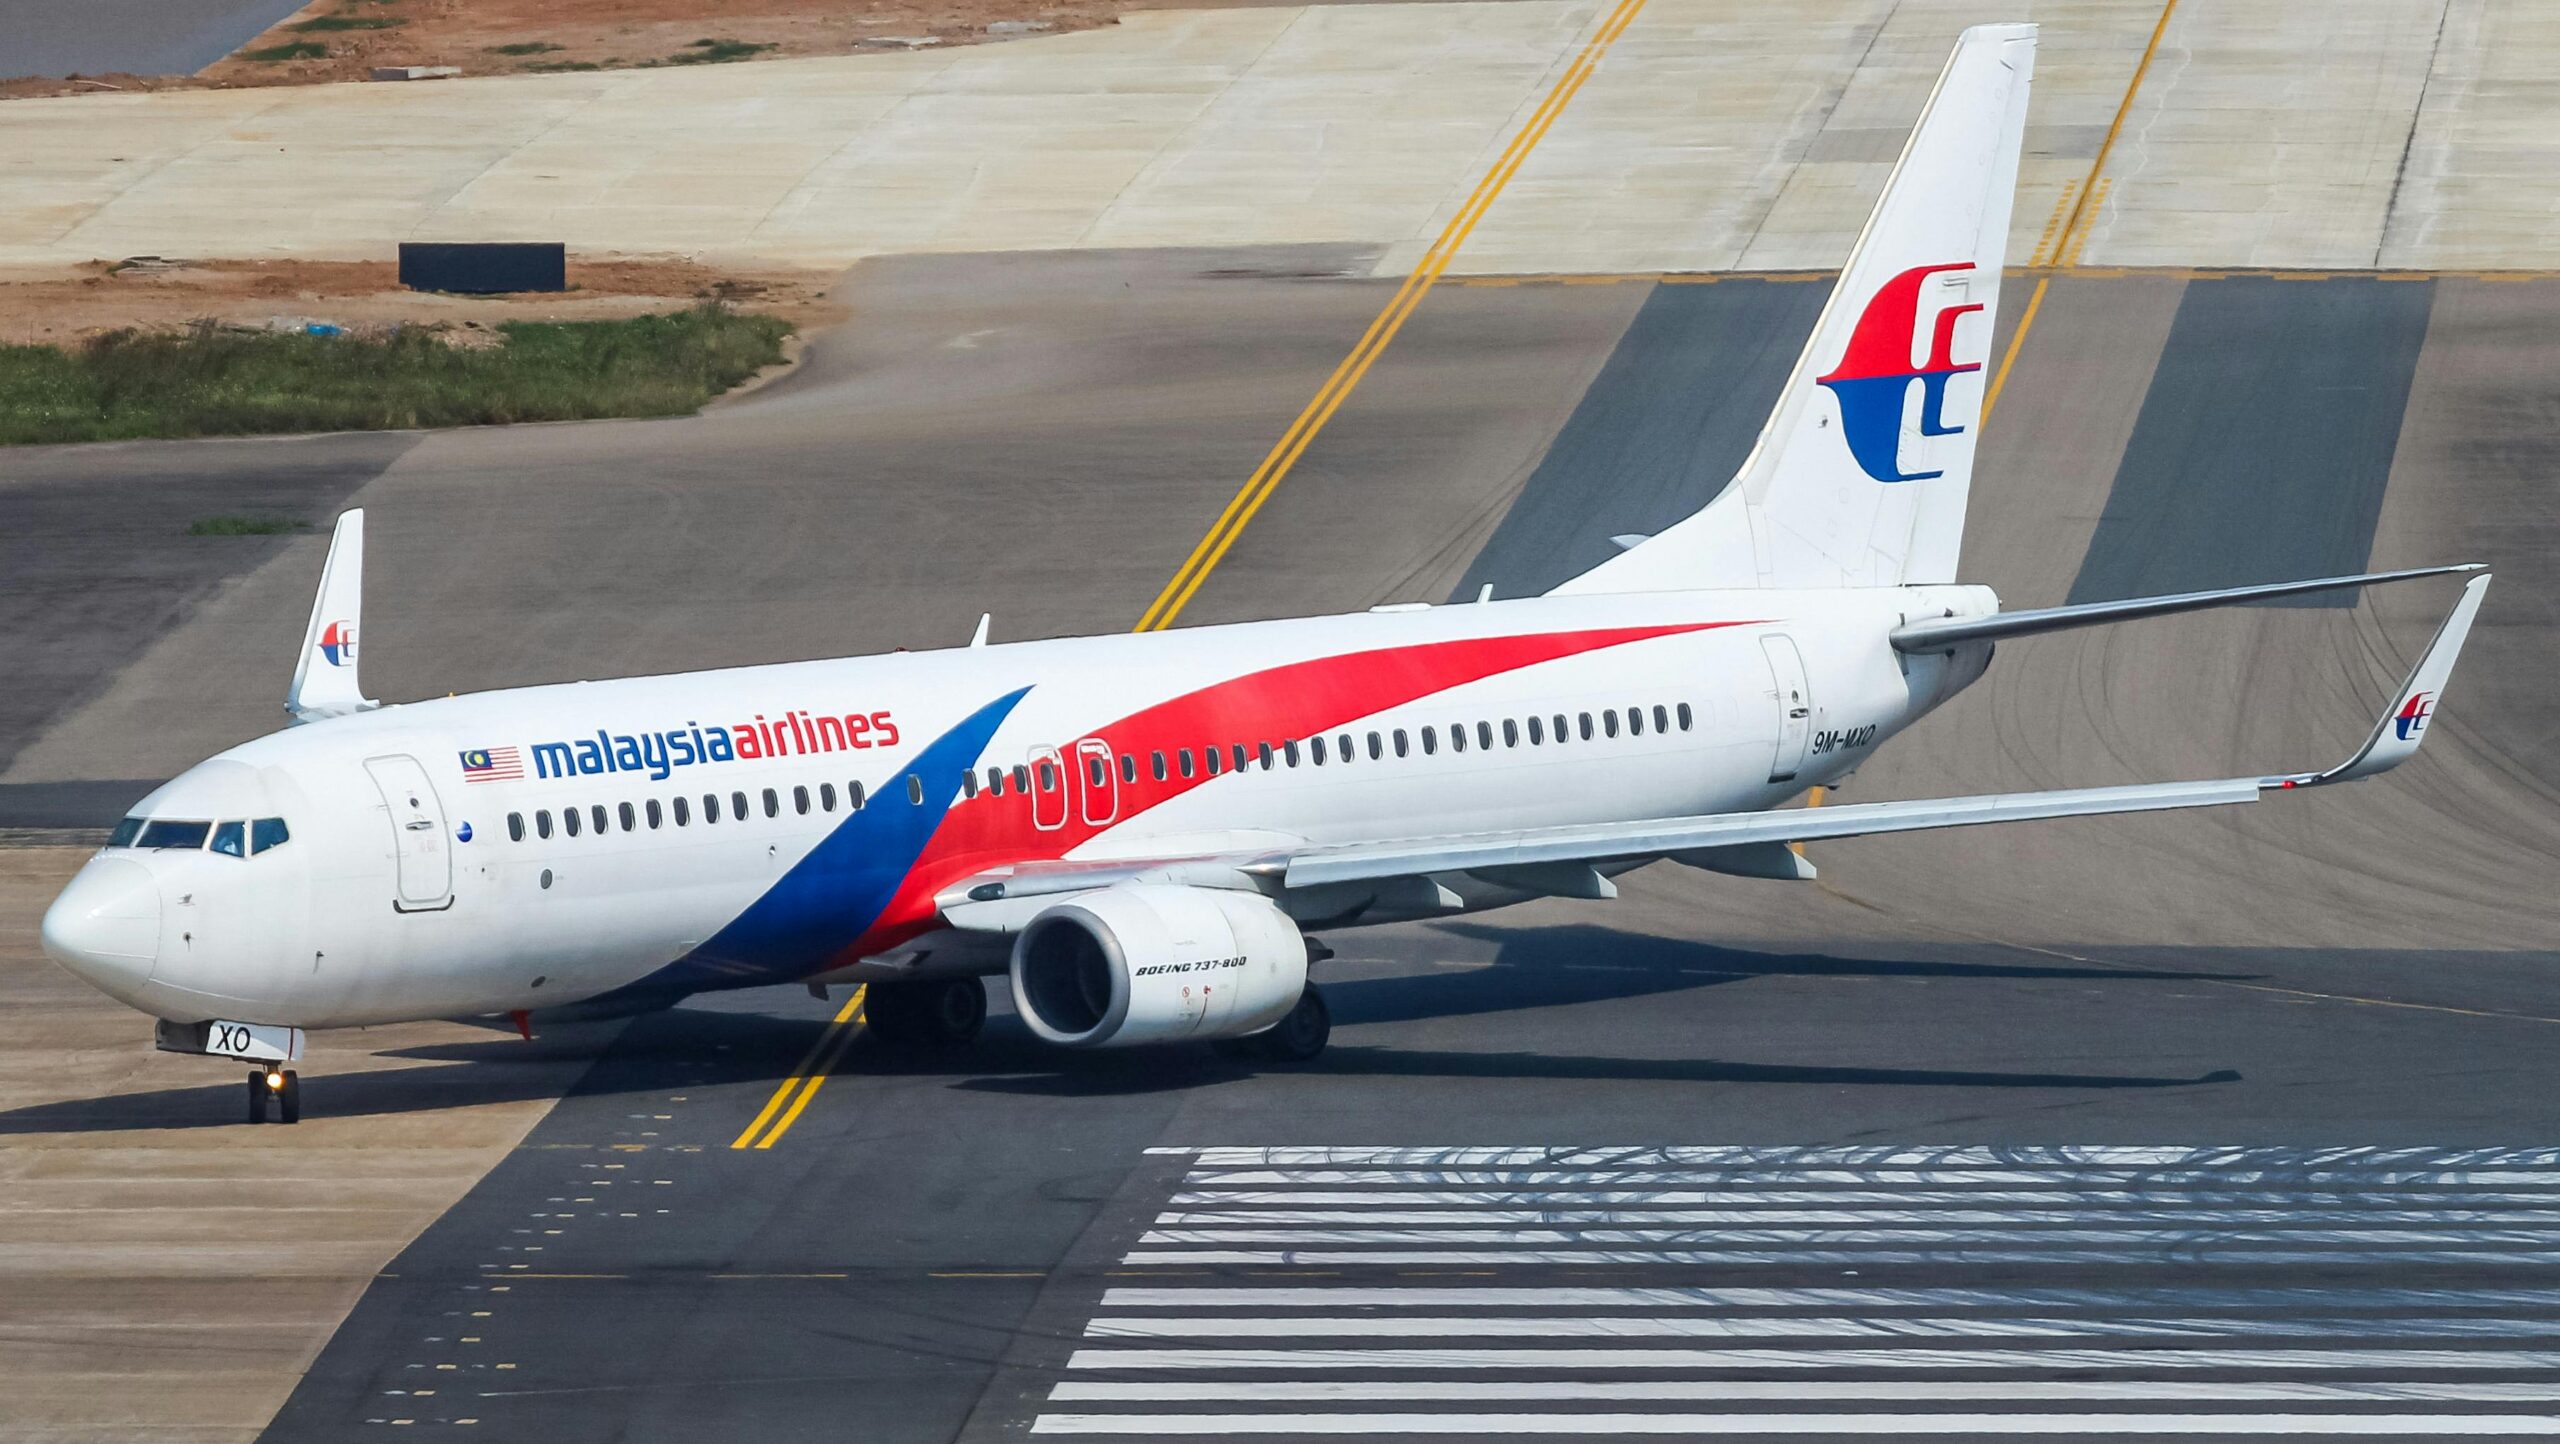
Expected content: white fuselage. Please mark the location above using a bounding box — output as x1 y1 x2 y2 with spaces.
42 585 1995 1028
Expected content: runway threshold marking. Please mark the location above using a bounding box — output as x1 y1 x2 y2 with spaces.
731 986 866 1150
1129 0 1652 632
1981 0 2180 421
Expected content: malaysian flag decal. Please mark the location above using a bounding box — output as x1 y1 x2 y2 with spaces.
460 746 523 782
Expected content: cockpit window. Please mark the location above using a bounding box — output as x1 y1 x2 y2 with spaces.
136 819 210 850
108 816 143 848
251 817 290 855
211 821 246 858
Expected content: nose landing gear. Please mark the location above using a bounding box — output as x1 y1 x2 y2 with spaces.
247 1067 302 1124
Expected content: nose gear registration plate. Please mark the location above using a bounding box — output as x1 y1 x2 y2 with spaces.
155 1018 305 1064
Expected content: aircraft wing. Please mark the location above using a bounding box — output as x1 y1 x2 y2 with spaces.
943 574 2486 927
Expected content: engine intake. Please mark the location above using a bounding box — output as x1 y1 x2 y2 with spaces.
1009 883 1308 1048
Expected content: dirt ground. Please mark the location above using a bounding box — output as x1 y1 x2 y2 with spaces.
1 0 1158 97
0 258 844 347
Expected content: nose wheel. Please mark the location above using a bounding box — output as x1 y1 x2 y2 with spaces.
247 1068 301 1124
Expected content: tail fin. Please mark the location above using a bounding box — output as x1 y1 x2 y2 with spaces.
1554 22 2034 595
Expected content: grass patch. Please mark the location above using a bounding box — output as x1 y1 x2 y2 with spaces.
671 38 775 63
491 40 563 55
0 307 794 447
525 59 602 72
242 40 328 61
290 13 404 30
189 515 310 536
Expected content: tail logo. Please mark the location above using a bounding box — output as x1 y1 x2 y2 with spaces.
318 619 356 667
1815 262 1985 483
2393 691 2435 742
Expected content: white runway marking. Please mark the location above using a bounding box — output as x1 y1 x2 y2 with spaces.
1032 1411 2560 1435
1037 1147 2560 1438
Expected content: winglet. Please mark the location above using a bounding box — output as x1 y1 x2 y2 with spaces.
2272 573 2489 789
286 509 378 724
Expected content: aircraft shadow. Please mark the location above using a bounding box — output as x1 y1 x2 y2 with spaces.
0 934 2252 1129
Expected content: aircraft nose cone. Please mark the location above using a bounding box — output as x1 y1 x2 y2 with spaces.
41 857 161 1002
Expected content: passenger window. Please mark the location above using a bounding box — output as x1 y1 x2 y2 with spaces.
762 789 779 819
1450 723 1467 754
1203 747 1221 777
1578 712 1595 741
1257 742 1274 770
537 810 554 839
564 807 582 838
1421 726 1438 755
137 819 209 850
961 770 978 799
704 793 721 824
906 774 925 805
1394 729 1409 758
1527 715 1544 745
1310 736 1326 766
986 767 1003 797
820 783 837 812
1628 707 1645 737
1120 753 1137 784
794 785 811 814
1012 765 1030 793
1654 704 1671 733
1338 733 1355 763
646 799 663 829
618 801 636 831
109 816 143 848
1603 710 1620 738
508 812 526 843
1151 750 1167 782
1368 731 1384 760
1233 744 1251 773
1555 713 1570 743
849 781 867 810
1039 762 1059 793
211 821 246 858
1087 756 1107 788
732 791 749 821
1478 720 1494 750
592 804 609 834
674 796 691 826
1179 749 1196 779
1677 701 1694 731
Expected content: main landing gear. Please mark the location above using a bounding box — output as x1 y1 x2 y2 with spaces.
863 976 988 1051
1217 983 1331 1065
247 1067 302 1124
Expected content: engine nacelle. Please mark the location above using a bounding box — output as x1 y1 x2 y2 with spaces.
1008 883 1308 1048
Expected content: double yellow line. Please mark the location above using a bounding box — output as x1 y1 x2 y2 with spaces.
731 986 865 1150
1130 0 1654 634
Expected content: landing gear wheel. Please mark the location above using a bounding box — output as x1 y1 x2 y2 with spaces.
1254 983 1331 1064
246 1069 268 1124
277 1070 302 1125
864 977 987 1050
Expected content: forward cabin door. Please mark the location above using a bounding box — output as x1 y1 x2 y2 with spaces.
1759 635 1814 784
1074 737 1119 827
364 754 454 911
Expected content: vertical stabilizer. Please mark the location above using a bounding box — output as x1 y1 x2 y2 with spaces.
1554 23 2034 595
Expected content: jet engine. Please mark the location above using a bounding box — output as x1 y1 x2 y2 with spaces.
1008 883 1309 1048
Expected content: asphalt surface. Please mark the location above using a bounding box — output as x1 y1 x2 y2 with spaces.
3 258 2556 1441
0 0 306 79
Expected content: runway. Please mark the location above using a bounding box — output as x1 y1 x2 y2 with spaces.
0 260 2497 1443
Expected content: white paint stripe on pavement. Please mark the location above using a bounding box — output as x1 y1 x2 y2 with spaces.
1136 1226 2560 1246
1063 1344 2560 1371
1183 1169 2560 1187
1049 1379 2560 1403
1082 1314 2560 1340
1185 1147 2560 1168
1098 1284 2560 1311
1155 1209 2560 1227
1170 1189 2560 1208
1122 1248 2560 1266
1032 1411 2560 1434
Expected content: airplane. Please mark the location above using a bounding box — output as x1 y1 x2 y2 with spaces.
40 23 2489 1124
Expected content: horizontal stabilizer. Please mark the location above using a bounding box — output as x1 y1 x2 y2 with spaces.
1891 563 2483 652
